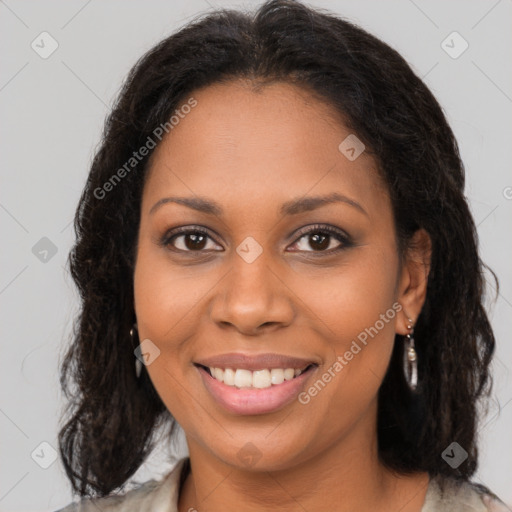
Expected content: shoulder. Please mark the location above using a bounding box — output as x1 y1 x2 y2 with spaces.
422 474 510 512
54 458 189 512
53 479 161 512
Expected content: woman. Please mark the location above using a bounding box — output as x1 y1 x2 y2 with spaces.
55 0 508 510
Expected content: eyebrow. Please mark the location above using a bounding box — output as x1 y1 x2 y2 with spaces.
149 192 368 217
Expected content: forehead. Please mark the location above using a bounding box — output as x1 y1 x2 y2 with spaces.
142 80 388 221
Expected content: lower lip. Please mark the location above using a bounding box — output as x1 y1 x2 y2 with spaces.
196 365 317 415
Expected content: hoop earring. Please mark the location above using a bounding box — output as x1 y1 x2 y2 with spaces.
403 317 418 391
130 323 143 379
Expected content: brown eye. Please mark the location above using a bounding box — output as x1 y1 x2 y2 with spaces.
162 227 223 252
288 225 351 254
179 232 208 251
307 233 333 251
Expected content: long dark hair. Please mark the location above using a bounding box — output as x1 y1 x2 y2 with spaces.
58 0 498 497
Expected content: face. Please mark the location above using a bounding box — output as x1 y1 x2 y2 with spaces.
133 80 420 471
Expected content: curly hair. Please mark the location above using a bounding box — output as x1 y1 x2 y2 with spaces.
58 0 498 498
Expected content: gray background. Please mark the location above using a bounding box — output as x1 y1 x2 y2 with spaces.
1 1 511 510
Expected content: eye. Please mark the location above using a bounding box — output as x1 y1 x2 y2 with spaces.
161 224 352 255
161 226 223 253
288 224 352 254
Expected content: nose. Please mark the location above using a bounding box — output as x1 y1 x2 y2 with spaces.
209 249 295 336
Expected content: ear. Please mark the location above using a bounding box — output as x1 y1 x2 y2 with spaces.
396 228 432 335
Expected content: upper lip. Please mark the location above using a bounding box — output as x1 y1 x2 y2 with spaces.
194 353 319 371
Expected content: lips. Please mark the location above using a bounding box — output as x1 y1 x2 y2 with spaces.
194 352 319 371
196 362 318 415
193 352 320 415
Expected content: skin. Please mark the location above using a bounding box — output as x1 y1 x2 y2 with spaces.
133 80 432 512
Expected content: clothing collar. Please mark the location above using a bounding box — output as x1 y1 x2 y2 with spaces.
147 458 492 512
143 457 189 512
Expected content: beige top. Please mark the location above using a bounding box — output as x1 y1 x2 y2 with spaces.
55 457 509 512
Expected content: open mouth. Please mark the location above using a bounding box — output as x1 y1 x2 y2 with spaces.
195 363 317 389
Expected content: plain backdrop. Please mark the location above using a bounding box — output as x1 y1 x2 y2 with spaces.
0 1 511 510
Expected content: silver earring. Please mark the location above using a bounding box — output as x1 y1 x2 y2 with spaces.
130 324 143 379
403 317 418 391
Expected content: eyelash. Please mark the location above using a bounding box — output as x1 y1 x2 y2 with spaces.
160 224 353 256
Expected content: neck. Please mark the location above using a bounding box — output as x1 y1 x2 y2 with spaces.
177 403 429 512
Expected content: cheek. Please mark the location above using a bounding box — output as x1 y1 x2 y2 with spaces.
133 240 202 383
134 239 211 342
298 247 399 387
300 245 398 323
289 250 400 442
133 245 209 428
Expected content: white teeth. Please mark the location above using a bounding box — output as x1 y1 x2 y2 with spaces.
253 369 271 389
284 368 295 380
234 369 252 388
270 369 285 385
223 368 235 386
207 366 308 388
